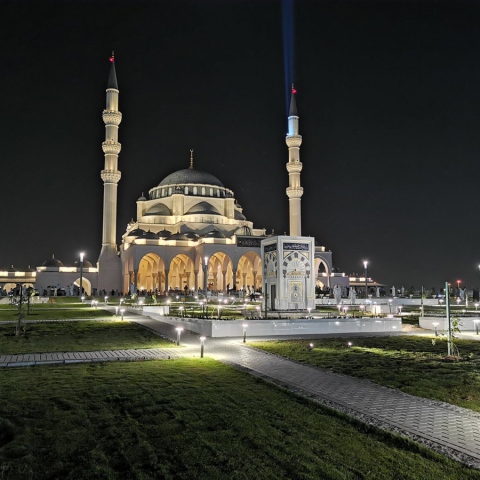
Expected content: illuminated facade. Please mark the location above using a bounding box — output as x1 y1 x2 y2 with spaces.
5 57 344 305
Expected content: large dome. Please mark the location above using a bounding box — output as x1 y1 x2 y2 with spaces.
158 168 223 188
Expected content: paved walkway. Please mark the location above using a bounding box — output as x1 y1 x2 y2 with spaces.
2 311 480 468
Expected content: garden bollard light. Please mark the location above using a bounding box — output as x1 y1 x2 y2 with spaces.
242 323 248 343
120 308 125 320
200 336 206 358
175 327 184 346
432 322 439 337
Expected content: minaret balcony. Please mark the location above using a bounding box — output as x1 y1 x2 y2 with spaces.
286 135 302 147
102 110 123 126
286 162 303 173
102 141 122 155
101 169 121 184
286 186 304 198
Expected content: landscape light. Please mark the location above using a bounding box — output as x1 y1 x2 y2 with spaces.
120 308 125 320
242 323 248 343
175 327 184 346
474 320 480 335
200 336 206 358
432 322 439 337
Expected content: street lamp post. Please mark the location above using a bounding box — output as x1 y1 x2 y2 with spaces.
204 256 208 297
79 252 84 298
363 260 368 298
204 256 208 315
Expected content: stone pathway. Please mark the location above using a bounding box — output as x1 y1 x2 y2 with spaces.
3 311 480 468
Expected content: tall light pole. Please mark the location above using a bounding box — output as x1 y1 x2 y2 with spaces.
363 260 368 299
204 256 209 311
445 282 452 356
204 256 208 297
79 252 84 298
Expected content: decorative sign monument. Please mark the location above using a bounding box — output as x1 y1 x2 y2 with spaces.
262 236 315 311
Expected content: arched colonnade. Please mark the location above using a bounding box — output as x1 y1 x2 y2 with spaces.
122 249 262 295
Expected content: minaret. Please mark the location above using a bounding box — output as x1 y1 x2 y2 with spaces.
98 53 122 290
285 85 303 236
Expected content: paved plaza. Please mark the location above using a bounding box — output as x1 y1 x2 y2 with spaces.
2 311 480 469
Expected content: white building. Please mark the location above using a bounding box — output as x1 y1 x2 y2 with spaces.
24 56 345 308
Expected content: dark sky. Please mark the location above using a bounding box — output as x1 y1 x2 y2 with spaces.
2 0 480 289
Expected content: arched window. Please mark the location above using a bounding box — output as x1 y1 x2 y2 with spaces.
202 187 206 196
185 187 189 195
193 186 197 195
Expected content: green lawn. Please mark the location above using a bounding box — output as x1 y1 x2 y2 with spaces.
0 321 173 355
0 302 113 321
252 336 480 412
1 359 479 480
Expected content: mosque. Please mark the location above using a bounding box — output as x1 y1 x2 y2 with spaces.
1 56 349 307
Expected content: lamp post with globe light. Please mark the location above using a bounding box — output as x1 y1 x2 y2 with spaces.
204 256 209 311
363 260 368 298
79 252 84 298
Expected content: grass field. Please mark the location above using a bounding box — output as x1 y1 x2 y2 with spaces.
0 320 173 355
252 336 480 412
0 301 113 321
1 359 479 480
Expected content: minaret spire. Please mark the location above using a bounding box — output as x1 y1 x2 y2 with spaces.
98 53 122 290
107 51 118 89
189 148 194 169
285 85 303 236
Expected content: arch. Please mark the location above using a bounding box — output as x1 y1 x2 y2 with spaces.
73 277 92 296
137 253 167 293
236 251 262 292
168 253 195 293
315 257 330 289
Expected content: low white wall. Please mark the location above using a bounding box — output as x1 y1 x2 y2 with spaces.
142 309 402 337
143 305 170 316
420 316 480 331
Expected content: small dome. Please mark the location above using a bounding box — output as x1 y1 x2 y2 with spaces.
145 203 172 216
159 168 223 188
204 229 226 239
126 228 146 237
185 202 221 216
234 210 246 221
138 192 147 201
157 229 172 238
143 230 159 239
74 259 93 268
7 265 18 272
42 255 64 268
25 265 35 272
168 232 198 241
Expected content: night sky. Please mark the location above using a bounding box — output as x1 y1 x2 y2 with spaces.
2 0 480 289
